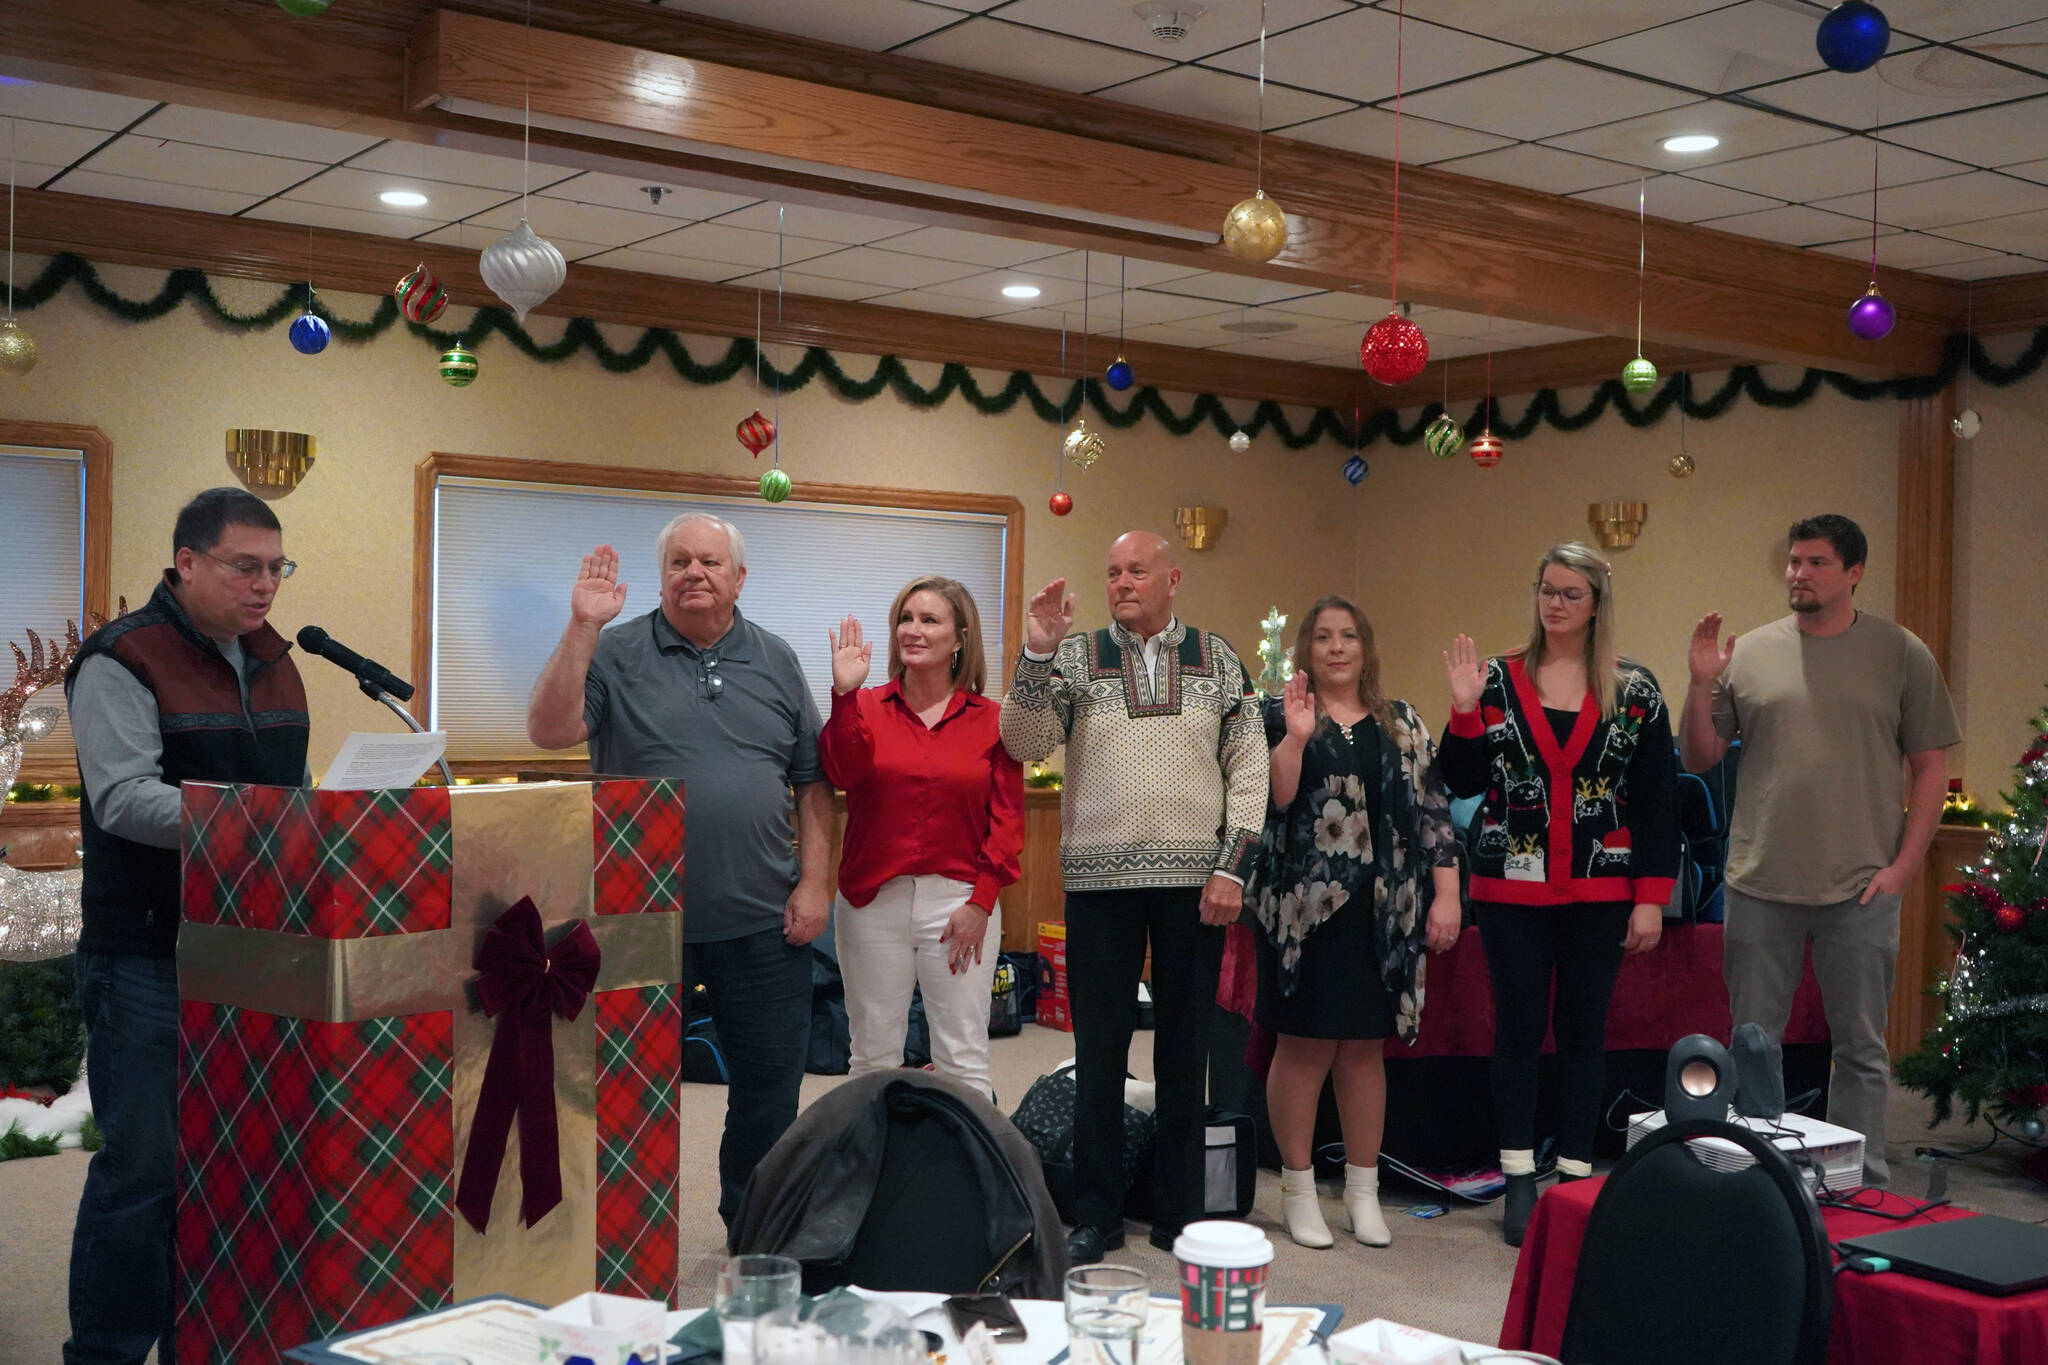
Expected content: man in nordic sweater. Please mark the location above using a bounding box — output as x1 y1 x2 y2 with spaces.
1001 530 1266 1262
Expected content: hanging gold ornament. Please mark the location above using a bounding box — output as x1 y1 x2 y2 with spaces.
0 317 38 375
1668 452 1696 479
1063 419 1106 470
1222 190 1288 264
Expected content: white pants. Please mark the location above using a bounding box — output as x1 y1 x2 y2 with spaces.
836 874 1002 1099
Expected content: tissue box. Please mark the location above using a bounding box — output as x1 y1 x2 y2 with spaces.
535 1291 668 1365
1326 1319 1464 1365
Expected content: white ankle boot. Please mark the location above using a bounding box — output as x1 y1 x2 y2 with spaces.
1344 1164 1392 1246
1279 1167 1333 1248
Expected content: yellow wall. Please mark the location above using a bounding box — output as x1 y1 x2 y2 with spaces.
6 258 2045 813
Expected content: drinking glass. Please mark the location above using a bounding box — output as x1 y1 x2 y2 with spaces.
715 1254 803 1365
1064 1263 1148 1365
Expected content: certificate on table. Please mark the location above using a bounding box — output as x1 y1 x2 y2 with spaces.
286 1295 544 1364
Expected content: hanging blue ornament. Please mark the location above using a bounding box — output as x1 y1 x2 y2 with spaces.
1105 357 1135 391
288 313 330 355
1342 455 1368 485
1816 3 1889 74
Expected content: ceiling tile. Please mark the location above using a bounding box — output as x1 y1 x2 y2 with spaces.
1396 59 1695 141
707 201 919 244
870 226 1066 268
1571 174 1782 222
1124 320 1235 347
1691 136 1969 200
1917 252 2039 278
1390 0 1727 54
570 248 748 282
1696 202 1885 246
990 305 1108 333
1431 144 1641 195
786 245 989 289
1112 288 1255 327
1807 171 2048 231
722 270 891 301
1880 93 2048 167
862 288 1017 319
1095 65 1352 131
0 80 155 130
1415 333 1496 359
280 166 511 222
1266 290 1395 323
2008 157 2048 187
410 226 612 264
1485 323 1603 346
243 197 456 240
1968 19 2048 77
1888 1 2048 42
666 0 963 50
1409 306 1505 338
1023 251 1206 289
347 140 579 193
1812 231 2001 269
1747 49 2046 128
1 117 112 170
465 196 689 248
890 19 1171 93
132 105 380 163
1543 100 1839 172
539 172 757 221
1280 106 1512 163
11 161 71 192
1572 2 1827 94
1933 208 2048 255
923 268 1112 310
996 0 1352 63
1145 271 1326 306
50 169 261 215
625 222 843 268
1217 335 1336 362
1201 9 1527 106
78 134 321 196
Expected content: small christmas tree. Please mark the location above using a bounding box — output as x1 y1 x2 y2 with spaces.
1897 685 2048 1139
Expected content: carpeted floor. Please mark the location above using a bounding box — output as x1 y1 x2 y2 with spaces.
3 1020 2043 1364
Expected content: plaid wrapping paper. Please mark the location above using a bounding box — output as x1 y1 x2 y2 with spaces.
176 781 684 1365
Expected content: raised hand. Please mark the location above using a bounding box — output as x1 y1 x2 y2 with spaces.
1443 633 1484 713
1025 578 1075 655
1282 670 1317 743
828 615 872 695
1688 612 1735 684
570 545 628 627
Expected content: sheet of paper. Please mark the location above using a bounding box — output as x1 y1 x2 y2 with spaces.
320 730 447 790
326 1296 541 1363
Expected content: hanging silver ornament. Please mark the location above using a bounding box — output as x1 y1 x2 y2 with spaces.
478 219 567 322
1064 419 1105 470
1228 430 1250 453
1952 408 1981 440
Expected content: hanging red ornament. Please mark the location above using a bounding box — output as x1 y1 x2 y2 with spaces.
1049 491 1073 517
1360 311 1429 387
1995 904 2025 933
394 263 449 325
1468 432 1504 468
736 410 777 458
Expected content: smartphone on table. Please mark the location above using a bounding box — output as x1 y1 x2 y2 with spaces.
946 1292 1028 1342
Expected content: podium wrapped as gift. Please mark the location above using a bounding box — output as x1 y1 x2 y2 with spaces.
173 780 685 1365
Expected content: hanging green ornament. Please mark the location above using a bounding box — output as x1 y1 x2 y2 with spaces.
1622 357 1658 393
1423 412 1462 460
439 342 478 388
759 468 793 503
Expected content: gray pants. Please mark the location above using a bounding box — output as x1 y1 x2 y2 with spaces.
1723 887 1901 1187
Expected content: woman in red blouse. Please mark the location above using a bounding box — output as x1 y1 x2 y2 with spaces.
822 575 1023 1099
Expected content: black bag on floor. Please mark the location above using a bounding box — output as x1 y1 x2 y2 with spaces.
989 957 1023 1038
1009 1064 1156 1223
1201 1109 1258 1218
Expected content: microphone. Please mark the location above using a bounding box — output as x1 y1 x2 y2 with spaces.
295 625 415 702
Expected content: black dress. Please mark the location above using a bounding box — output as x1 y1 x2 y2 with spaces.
1253 716 1398 1040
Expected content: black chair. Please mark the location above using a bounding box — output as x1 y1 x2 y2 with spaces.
1559 1117 1832 1365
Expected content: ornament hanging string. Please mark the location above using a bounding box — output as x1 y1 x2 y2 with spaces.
522 0 534 215
1390 0 1404 306
1118 256 1126 353
774 203 785 470
1054 319 1070 491
1635 178 1646 357
1255 0 1266 192
6 118 15 319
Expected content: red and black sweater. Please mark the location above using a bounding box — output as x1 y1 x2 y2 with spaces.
1439 655 1678 908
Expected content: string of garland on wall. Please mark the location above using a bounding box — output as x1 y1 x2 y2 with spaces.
15 252 2048 451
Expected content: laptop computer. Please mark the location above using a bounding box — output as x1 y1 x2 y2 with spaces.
1838 1215 2048 1297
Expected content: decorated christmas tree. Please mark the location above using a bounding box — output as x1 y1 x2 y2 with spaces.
1897 686 2048 1140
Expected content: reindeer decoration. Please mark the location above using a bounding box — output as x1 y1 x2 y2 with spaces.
1 605 124 791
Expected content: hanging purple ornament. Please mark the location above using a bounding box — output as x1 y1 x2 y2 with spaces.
1847 283 1895 342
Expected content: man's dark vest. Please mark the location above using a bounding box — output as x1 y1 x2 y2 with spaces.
63 575 308 958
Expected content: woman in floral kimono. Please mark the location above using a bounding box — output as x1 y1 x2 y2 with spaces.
1251 595 1461 1250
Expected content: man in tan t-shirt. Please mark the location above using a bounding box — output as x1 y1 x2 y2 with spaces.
1680 513 1959 1187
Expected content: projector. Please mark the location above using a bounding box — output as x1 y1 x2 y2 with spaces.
1626 1109 1865 1193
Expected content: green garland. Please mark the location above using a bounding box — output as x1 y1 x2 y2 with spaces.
14 252 2048 452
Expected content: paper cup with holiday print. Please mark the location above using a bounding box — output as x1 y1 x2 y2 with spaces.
1174 1220 1274 1365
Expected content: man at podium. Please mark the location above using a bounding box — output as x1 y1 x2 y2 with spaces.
527 512 830 1230
62 487 311 1365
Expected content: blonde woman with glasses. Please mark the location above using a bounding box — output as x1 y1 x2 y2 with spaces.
1439 542 1679 1247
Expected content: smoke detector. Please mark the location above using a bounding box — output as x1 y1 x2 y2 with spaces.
1134 2 1205 44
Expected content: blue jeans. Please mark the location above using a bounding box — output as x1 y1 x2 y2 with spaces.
689 927 813 1228
66 950 181 1365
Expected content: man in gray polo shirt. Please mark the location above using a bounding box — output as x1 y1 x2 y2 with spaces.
528 512 830 1228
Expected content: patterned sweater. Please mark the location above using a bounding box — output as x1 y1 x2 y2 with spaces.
1000 621 1267 892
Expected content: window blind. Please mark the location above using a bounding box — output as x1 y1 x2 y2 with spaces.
432 477 1010 761
0 447 86 763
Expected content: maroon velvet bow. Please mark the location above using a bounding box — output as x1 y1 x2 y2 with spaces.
454 896 601 1235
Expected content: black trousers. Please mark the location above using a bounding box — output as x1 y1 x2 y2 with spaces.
1065 886 1223 1235
1475 900 1631 1164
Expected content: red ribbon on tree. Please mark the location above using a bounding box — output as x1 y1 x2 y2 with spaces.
454 896 601 1234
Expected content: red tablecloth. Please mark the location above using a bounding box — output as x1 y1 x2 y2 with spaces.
1500 1179 2048 1365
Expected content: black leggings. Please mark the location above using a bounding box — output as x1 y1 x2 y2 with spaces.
1475 900 1632 1164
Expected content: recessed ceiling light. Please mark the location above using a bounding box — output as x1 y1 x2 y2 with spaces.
1661 134 1720 154
379 190 430 207
1001 284 1041 299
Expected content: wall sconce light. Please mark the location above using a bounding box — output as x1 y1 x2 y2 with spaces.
1175 506 1227 551
1588 501 1648 549
227 429 316 492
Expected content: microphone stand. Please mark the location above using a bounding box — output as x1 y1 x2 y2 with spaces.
360 676 456 788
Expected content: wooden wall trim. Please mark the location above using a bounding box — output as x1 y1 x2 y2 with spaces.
1895 387 1957 677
